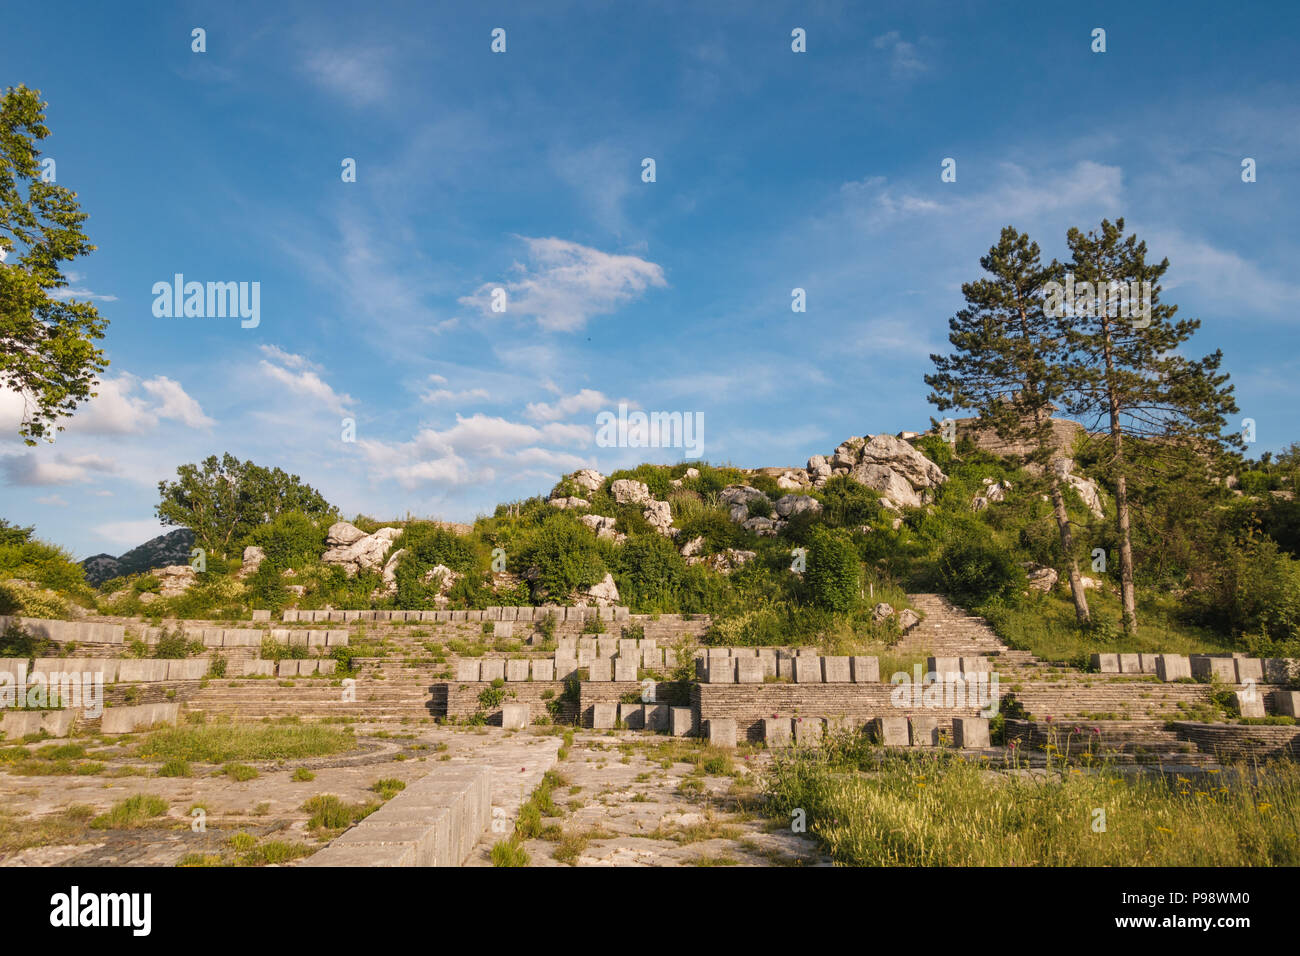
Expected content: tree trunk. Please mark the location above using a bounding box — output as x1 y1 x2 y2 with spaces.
1049 472 1091 623
1100 318 1139 635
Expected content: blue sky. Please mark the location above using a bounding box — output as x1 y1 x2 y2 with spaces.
2 0 1298 558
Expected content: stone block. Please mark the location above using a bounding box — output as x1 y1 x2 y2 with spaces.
167 659 209 681
909 715 939 746
1233 690 1265 718
556 636 578 653
251 609 271 621
1264 658 1300 684
1274 690 1300 717
1139 653 1160 674
553 652 577 681
317 659 337 675
793 657 823 683
478 659 505 682
299 660 320 676
776 654 794 681
735 657 765 683
1118 653 1142 674
578 637 597 654
501 703 529 730
118 659 169 682
708 658 735 683
1156 654 1192 682
493 621 514 639
591 702 617 729
277 660 300 677
952 716 990 749
822 656 851 683
960 656 992 674
530 659 555 682
288 630 310 647
0 657 28 682
101 702 179 734
793 717 823 747
241 660 275 677
618 703 645 730
928 656 962 679
851 656 880 683
516 607 536 622
669 707 694 736
614 657 638 682
641 647 663 669
596 637 618 657
455 660 481 682
588 658 612 681
618 639 638 657
706 718 737 748
282 609 299 622
645 703 669 731
1190 655 1236 682
1234 658 1264 684
326 630 349 647
202 628 224 647
757 650 778 679
613 606 630 620
763 717 793 748
505 659 530 682
1091 653 1120 674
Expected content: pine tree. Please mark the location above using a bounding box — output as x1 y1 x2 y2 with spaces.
1059 218 1240 634
926 226 1092 622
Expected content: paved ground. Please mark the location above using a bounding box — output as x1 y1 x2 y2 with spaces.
465 731 827 867
0 721 561 867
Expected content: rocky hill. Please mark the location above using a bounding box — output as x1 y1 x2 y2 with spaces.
81 528 195 585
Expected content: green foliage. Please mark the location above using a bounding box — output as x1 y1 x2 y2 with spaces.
518 514 606 601
156 452 336 557
0 85 109 444
937 533 1025 604
805 527 861 613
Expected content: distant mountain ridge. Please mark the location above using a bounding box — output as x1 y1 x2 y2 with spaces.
81 528 196 585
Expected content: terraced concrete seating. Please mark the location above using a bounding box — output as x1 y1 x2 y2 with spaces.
100 702 180 734
702 654 879 684
268 628 348 647
0 709 75 738
0 616 125 644
283 605 630 623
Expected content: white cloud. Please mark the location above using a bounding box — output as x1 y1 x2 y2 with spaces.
525 388 613 421
258 352 355 415
421 387 491 405
300 45 393 107
140 376 216 428
36 494 68 506
460 237 667 332
1 451 116 485
873 31 929 79
49 287 118 302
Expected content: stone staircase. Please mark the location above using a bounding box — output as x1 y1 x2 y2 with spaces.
902 593 1035 666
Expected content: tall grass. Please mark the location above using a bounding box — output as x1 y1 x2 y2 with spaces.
762 734 1300 866
137 722 354 763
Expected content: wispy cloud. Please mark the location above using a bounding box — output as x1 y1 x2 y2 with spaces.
460 237 667 332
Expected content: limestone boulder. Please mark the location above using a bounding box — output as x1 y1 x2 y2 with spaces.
237 545 266 579
579 514 621 540
587 572 620 606
1025 564 1059 592
547 496 590 510
721 485 770 522
570 469 606 494
611 479 653 505
898 608 920 631
322 524 402 576
872 602 895 624
156 565 196 597
643 499 675 537
775 494 822 518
